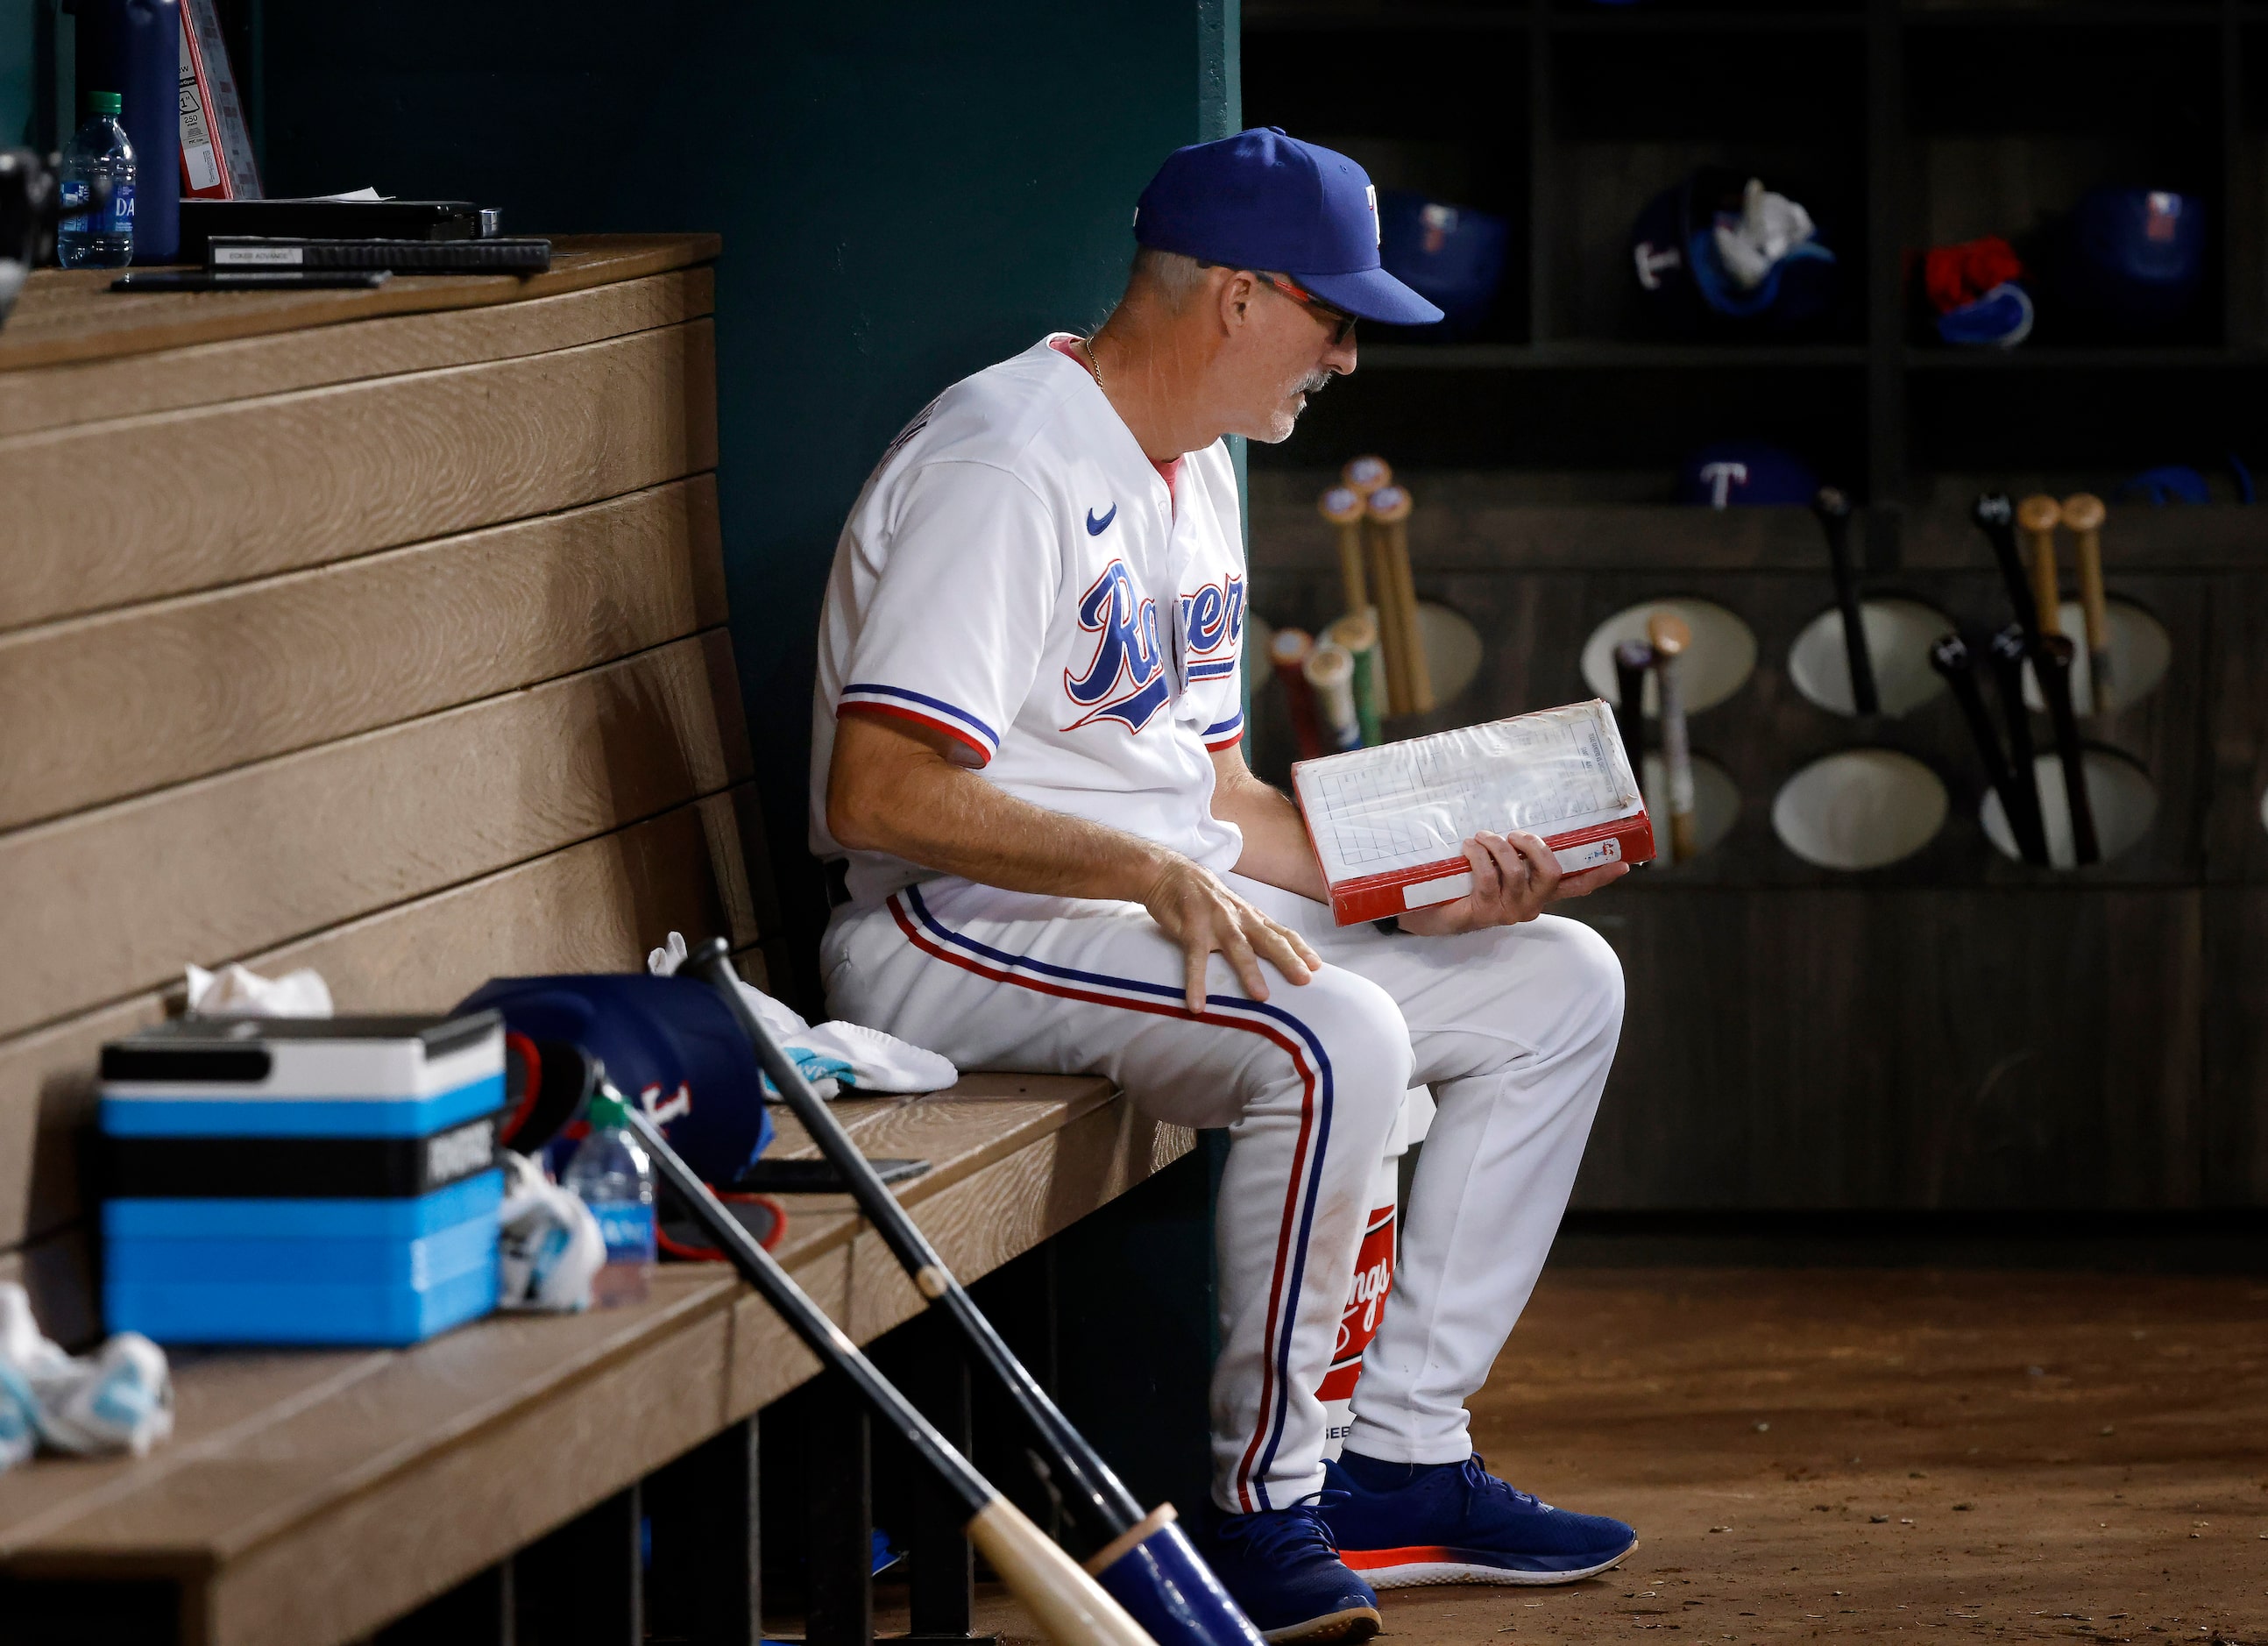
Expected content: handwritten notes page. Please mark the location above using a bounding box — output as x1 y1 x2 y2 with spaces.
1293 700 1643 888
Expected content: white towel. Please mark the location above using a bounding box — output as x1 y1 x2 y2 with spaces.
0 1283 173 1473
647 933 957 1096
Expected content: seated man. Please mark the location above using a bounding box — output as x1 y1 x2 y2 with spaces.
812 128 1634 1643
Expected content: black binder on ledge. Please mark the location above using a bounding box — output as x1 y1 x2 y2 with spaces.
207 237 553 274
180 199 500 259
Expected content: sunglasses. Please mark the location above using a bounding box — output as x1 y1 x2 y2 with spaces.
1258 273 1359 347
1203 264 1359 347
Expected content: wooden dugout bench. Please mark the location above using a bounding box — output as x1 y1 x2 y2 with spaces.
0 236 1194 1644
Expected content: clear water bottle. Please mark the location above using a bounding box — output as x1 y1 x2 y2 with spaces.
563 1082 656 1307
57 91 136 269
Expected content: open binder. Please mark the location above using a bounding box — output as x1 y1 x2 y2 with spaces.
1293 699 1655 926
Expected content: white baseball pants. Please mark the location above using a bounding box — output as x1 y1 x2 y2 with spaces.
820 873 1623 1514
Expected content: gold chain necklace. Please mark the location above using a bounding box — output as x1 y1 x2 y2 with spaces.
1078 333 1103 390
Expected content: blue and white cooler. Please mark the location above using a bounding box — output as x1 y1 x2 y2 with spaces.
100 1012 507 1346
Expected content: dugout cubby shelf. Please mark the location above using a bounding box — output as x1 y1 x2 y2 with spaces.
1246 0 2268 538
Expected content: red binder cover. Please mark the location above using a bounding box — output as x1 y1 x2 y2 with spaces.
179 0 261 202
1292 699 1655 926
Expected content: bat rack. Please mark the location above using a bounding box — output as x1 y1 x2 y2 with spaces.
1237 0 2268 1215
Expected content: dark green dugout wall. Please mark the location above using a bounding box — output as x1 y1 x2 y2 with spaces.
248 1 1240 1001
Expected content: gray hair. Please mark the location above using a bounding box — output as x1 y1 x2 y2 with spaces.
1127 245 1212 312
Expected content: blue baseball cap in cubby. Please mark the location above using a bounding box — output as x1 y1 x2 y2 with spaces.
1676 441 1820 508
1133 127 1445 327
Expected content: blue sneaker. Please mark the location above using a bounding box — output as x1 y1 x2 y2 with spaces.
1319 1451 1637 1588
1196 1500 1381 1643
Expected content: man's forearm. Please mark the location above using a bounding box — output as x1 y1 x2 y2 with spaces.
831 713 1174 902
1214 763 1329 901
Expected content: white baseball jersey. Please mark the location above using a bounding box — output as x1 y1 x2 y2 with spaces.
811 335 1251 910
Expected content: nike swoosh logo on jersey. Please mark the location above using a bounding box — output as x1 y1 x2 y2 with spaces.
1086 503 1118 536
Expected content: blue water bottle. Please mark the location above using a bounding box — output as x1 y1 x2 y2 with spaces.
56 92 136 268
563 1083 656 1307
73 0 180 261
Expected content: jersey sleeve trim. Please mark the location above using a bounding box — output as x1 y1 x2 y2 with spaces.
840 684 1000 763
1201 708 1245 750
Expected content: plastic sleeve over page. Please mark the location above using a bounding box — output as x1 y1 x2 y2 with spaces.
1291 699 1655 925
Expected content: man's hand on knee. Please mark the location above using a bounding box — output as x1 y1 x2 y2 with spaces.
1396 830 1629 937
1141 856 1322 1013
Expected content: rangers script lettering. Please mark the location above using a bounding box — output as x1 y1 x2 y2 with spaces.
1180 573 1246 682
1065 559 1171 734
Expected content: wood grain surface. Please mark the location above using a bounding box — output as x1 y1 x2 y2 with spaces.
2204 888 2268 1206
2202 572 2268 884
762 1080 1119 1180
1568 886 2205 1211
0 319 718 632
0 234 719 374
0 478 724 830
0 786 769 1251
0 266 712 438
0 632 746 1042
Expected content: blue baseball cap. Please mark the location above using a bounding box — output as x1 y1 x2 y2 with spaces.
1133 128 1445 327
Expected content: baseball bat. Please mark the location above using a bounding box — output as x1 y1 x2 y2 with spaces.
1326 611 1386 749
683 940 1267 1646
1319 486 1369 621
620 1092 1160 1646
1366 485 1432 715
1986 625 2051 865
1358 490 1411 716
1928 633 2028 848
2017 493 2064 639
1612 640 1652 794
1646 611 1697 862
2034 632 2101 866
1811 486 1879 716
1340 454 1392 500
1972 493 2045 656
1304 640 1362 749
1268 628 1326 761
2061 491 2114 715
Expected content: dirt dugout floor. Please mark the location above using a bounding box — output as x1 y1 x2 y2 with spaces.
973 1266 2268 1644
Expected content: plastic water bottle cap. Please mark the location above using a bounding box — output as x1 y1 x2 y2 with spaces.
585 1083 631 1130
89 91 121 115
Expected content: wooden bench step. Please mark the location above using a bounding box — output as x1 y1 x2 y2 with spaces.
0 1078 1187 1646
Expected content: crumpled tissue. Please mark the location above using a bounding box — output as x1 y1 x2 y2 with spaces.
0 1283 173 1473
645 933 956 1097
184 961 332 1018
